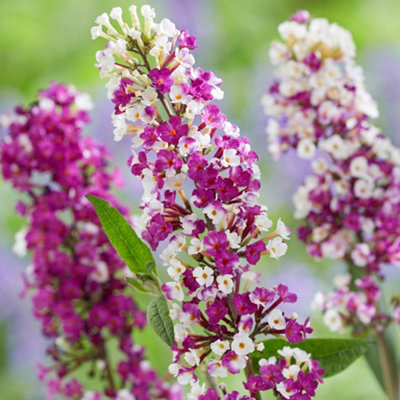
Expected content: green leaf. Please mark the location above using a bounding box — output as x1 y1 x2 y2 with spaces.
252 338 372 378
86 195 154 275
147 295 174 347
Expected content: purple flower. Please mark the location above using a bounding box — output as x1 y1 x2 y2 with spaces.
149 67 174 94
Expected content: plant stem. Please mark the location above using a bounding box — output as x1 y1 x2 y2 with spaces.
376 330 398 400
102 342 116 392
245 359 262 400
205 370 220 396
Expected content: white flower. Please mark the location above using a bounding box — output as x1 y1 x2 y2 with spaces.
174 323 188 342
204 203 225 225
267 237 288 259
269 41 290 65
13 228 27 257
164 281 184 301
89 261 109 283
75 93 93 110
208 360 228 378
111 113 127 141
141 87 158 105
321 237 347 259
96 49 115 73
311 158 328 174
319 135 348 159
276 382 295 399
351 243 370 267
175 48 195 68
90 26 103 40
188 237 203 255
232 333 254 356
110 7 123 22
259 356 277 366
311 292 325 311
95 13 110 26
323 309 344 332
167 260 186 281
297 138 316 159
267 309 286 330
150 36 172 58
276 218 290 239
292 348 311 364
278 21 307 41
170 85 190 104
354 179 374 199
158 18 177 37
255 214 273 231
129 27 141 39
184 349 201 366
180 213 202 236
283 364 300 380
185 100 203 119
165 172 185 191
349 156 369 179
193 266 214 287
211 340 230 356
177 371 195 386
141 4 155 18
188 382 206 400
116 389 135 400
256 342 265 352
277 346 294 359
216 274 234 295
221 232 238 250
357 303 376 324
221 148 240 167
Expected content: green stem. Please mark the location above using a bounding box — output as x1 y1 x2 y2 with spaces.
376 330 398 400
102 342 116 392
205 369 220 396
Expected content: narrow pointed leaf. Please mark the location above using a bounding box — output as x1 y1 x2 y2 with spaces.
147 295 174 347
86 195 154 275
252 338 372 378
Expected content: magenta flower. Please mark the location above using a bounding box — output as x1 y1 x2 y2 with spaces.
150 67 174 94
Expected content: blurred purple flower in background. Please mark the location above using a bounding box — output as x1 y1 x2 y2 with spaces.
363 48 400 144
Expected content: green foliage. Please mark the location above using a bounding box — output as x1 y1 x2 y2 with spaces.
147 295 175 347
252 338 372 378
86 195 153 274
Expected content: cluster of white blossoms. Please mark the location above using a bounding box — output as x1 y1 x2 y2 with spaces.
262 9 378 160
264 11 400 336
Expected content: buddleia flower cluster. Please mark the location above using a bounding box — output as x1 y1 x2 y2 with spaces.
261 9 378 160
92 5 324 399
263 10 400 334
0 83 179 400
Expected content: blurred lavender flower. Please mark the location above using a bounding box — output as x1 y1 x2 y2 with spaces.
363 47 400 144
0 249 46 385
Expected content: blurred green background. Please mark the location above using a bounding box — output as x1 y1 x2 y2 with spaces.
0 0 399 399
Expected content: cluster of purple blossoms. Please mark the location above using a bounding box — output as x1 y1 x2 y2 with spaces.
263 11 400 333
92 5 324 400
0 83 179 400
